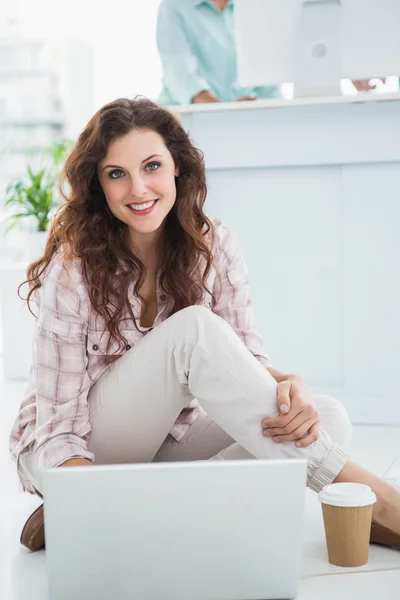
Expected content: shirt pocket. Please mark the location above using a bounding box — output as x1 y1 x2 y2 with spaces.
87 328 137 357
37 314 86 339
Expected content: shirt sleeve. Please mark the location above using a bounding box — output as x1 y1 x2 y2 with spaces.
33 256 95 471
211 220 272 368
252 85 282 99
156 3 212 105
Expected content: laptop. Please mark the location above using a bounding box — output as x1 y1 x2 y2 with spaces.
43 459 307 600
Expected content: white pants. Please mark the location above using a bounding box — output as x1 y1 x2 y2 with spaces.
20 306 351 494
153 396 352 464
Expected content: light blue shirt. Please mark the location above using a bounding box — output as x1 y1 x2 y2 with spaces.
156 0 280 105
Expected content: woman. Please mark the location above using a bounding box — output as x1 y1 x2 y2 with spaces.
10 97 400 552
156 0 280 105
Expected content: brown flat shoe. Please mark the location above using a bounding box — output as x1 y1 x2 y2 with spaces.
370 521 400 550
20 504 45 552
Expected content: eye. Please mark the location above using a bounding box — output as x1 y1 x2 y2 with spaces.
145 161 161 171
108 169 124 179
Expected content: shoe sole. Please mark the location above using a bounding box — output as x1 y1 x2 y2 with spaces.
370 521 400 550
20 504 45 552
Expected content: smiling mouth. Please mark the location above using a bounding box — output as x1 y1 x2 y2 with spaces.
127 199 159 214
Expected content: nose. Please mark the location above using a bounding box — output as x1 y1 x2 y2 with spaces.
130 173 148 199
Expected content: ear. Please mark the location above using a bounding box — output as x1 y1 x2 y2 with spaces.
175 167 179 177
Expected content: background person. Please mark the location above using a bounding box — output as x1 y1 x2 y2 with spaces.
156 0 281 105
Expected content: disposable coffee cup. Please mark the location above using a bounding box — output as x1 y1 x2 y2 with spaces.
318 482 376 567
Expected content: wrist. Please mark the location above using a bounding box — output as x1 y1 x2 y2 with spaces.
59 458 92 467
286 374 308 389
267 367 308 388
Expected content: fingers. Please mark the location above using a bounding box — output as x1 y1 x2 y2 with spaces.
262 409 301 430
352 79 382 91
262 406 320 444
294 422 320 447
263 412 305 438
277 380 291 415
269 417 318 443
352 79 372 91
263 414 319 442
263 397 316 430
263 411 319 441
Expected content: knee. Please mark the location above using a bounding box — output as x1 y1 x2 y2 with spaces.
166 306 234 348
176 305 229 330
178 305 213 320
313 394 353 448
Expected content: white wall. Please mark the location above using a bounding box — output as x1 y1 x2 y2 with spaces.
0 0 163 110
0 0 163 229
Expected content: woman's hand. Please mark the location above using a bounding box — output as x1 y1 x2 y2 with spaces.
262 376 320 447
352 77 385 91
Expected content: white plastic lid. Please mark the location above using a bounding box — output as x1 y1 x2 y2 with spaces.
318 482 377 507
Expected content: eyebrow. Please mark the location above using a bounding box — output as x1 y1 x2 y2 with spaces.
102 154 162 171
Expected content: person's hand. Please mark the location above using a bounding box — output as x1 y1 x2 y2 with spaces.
352 78 385 92
59 458 93 467
235 95 257 102
262 377 320 447
192 90 220 103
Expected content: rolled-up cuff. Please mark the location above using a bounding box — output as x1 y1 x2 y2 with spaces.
35 437 94 471
256 356 273 369
307 444 349 493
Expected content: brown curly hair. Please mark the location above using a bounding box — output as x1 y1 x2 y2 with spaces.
21 97 218 354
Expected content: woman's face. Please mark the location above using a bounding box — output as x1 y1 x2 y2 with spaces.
98 128 178 251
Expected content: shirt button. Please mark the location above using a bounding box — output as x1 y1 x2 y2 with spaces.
92 344 99 351
126 344 131 350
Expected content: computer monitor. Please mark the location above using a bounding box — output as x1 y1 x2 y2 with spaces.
235 0 400 97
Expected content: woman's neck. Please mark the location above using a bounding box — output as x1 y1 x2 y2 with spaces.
212 0 228 11
129 229 164 270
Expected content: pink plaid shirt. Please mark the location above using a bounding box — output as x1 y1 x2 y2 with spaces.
9 217 271 492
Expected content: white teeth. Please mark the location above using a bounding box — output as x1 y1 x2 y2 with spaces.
129 200 156 211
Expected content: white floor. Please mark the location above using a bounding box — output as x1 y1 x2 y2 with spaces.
1 379 399 599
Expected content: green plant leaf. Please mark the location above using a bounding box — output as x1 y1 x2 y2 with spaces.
4 137 72 233
5 220 20 233
10 211 36 218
